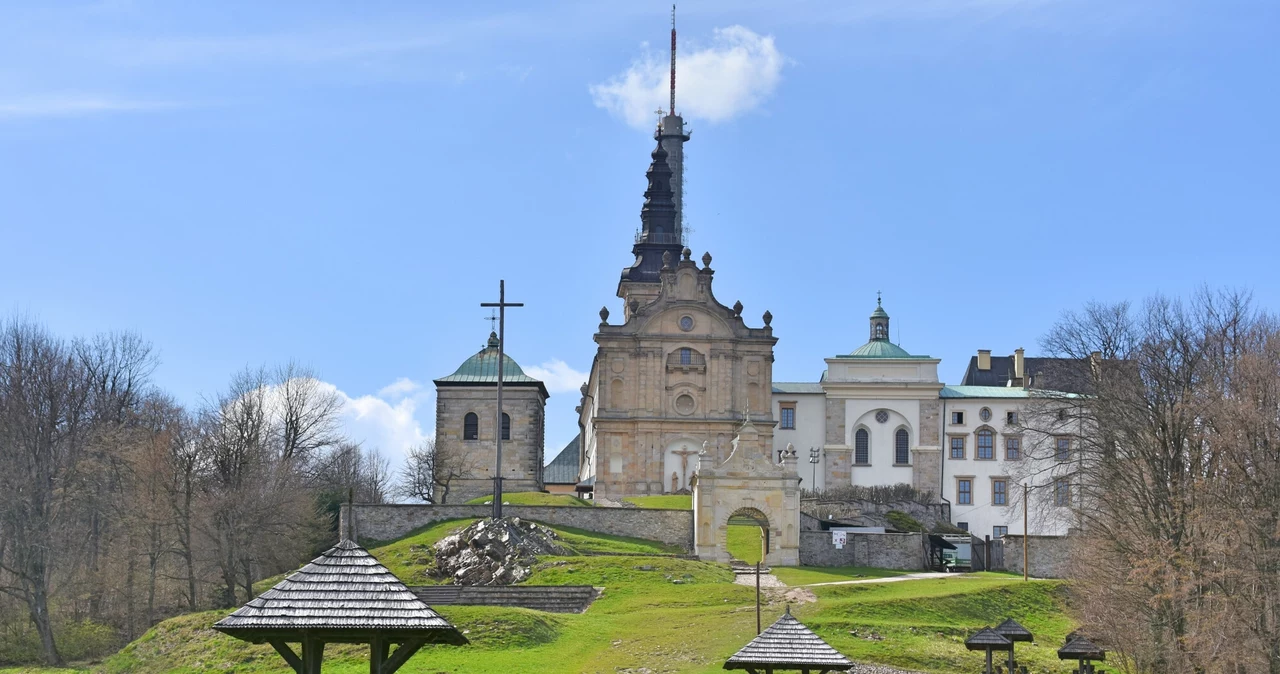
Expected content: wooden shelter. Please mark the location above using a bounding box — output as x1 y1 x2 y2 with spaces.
723 606 853 674
1058 635 1106 673
214 539 466 674
965 627 1013 674
993 618 1033 673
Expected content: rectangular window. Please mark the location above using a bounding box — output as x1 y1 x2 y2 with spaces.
1055 479 1071 506
994 525 1008 538
950 436 965 459
1005 437 1021 460
1006 410 1018 425
958 521 969 532
992 479 1008 506
976 430 994 460
958 478 972 505
779 404 796 430
1056 437 1071 461
680 348 691 365
951 411 965 425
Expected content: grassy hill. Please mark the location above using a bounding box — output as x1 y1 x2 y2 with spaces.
3 520 1080 674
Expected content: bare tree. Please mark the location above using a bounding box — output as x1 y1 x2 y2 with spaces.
1037 289 1280 673
312 442 392 504
273 362 343 464
396 439 479 505
0 319 92 666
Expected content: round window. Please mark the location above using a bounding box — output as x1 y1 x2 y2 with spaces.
875 410 889 424
679 315 694 332
675 394 696 415
980 407 992 422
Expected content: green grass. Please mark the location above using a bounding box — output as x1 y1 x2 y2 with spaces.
771 566 908 586
69 522 1079 674
622 495 691 510
725 524 764 565
464 492 593 507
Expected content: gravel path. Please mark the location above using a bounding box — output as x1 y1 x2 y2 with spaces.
732 572 786 588
846 664 928 674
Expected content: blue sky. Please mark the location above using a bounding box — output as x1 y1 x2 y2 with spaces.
2 0 1277 466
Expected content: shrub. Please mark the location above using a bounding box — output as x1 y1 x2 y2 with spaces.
885 510 924 532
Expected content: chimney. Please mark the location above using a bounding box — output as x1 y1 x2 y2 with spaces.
1013 348 1026 386
977 350 991 371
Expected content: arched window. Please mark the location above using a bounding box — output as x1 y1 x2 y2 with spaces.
976 428 994 460
463 412 478 440
501 413 511 441
855 428 870 465
895 429 910 465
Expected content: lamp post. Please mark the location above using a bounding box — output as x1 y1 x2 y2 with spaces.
808 447 820 489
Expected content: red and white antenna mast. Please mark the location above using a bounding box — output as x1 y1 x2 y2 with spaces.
669 4 677 115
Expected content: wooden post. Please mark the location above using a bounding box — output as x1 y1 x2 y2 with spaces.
1022 484 1029 581
985 647 993 674
755 561 761 634
369 637 384 674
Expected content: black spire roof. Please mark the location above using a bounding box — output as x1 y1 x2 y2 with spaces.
994 618 1034 642
1058 635 1106 661
964 627 1014 651
621 137 683 284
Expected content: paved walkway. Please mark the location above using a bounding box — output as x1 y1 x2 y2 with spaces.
802 571 956 587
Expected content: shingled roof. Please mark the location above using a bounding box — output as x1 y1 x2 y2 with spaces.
214 539 465 643
544 435 581 485
994 618 1034 643
724 608 852 672
965 627 1014 651
1058 635 1106 661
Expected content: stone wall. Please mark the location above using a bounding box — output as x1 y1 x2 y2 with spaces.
799 531 925 570
342 503 694 552
999 535 1076 579
800 499 951 532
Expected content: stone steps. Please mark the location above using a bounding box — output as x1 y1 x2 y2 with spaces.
411 585 600 614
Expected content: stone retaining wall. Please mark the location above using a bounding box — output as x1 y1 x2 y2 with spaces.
798 531 925 570
342 503 694 552
999 535 1075 579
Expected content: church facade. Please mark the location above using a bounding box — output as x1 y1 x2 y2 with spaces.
575 124 779 500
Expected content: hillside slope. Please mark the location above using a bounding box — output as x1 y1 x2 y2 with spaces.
4 520 1079 674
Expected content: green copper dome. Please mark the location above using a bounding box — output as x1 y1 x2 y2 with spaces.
848 340 916 358
434 332 545 391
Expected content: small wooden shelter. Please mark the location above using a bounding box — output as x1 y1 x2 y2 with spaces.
1058 635 1106 673
965 627 1013 674
723 606 853 674
993 618 1033 673
214 539 466 674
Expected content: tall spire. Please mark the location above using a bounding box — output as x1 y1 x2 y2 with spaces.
620 139 681 284
670 4 677 115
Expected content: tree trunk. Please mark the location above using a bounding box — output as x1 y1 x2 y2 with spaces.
28 582 63 667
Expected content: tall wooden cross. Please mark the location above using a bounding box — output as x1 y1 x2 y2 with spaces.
481 280 523 519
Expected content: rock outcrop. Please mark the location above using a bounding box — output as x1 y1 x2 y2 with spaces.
431 517 572 586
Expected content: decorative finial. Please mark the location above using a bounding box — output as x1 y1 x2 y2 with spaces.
682 247 692 261
662 250 673 269
487 331 500 348
628 298 640 314
701 251 712 267
580 383 589 397
733 300 743 317
763 310 773 327
599 306 610 323
877 290 882 307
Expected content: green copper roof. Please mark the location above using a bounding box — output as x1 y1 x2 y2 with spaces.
434 332 545 392
839 339 931 359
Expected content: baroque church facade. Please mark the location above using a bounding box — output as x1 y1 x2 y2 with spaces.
575 113 779 500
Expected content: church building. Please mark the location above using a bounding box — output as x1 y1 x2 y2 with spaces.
574 107 779 500
433 332 549 503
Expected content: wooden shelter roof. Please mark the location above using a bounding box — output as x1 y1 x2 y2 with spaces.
724 608 852 671
1058 635 1106 661
994 618 1034 642
214 539 465 644
964 627 1014 651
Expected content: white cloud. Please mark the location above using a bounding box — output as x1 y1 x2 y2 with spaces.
340 389 429 458
377 377 422 400
524 359 589 394
590 25 786 129
0 95 189 120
